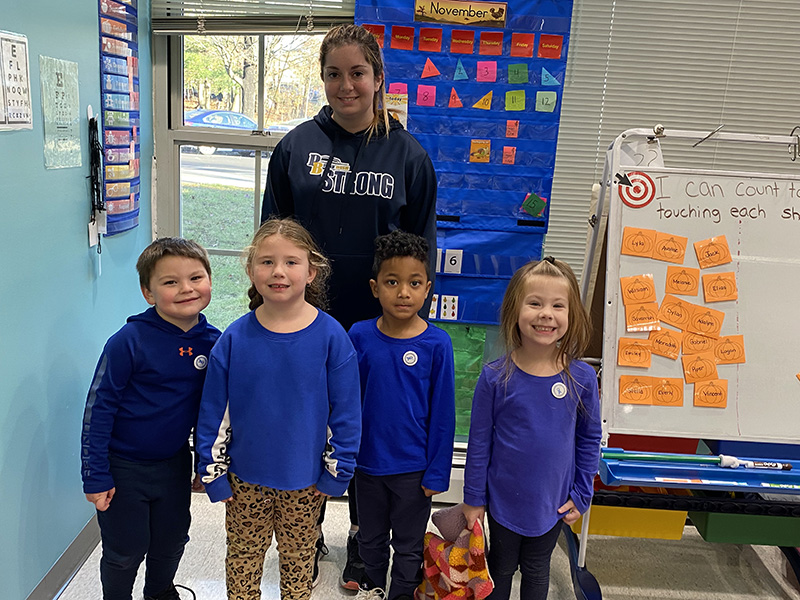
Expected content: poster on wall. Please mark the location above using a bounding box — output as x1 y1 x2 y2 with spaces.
0 30 33 131
39 56 81 168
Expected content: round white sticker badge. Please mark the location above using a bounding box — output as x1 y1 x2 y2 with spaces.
403 351 418 366
194 355 209 370
551 382 567 399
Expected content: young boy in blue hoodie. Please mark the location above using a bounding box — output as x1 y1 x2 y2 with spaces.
81 238 220 600
348 230 456 600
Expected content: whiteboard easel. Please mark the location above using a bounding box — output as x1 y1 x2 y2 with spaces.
586 127 800 446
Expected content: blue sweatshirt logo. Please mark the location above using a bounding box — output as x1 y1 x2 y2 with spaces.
307 152 395 199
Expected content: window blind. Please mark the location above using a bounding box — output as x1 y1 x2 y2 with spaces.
151 0 355 34
546 0 800 280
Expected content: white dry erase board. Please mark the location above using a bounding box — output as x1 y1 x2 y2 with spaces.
597 128 800 444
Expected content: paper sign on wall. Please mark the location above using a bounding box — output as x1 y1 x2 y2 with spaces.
665 266 699 296
625 302 660 333
694 235 732 268
620 274 657 305
618 338 652 368
694 379 728 408
440 295 459 320
702 272 738 302
653 378 684 406
619 376 653 405
417 85 436 107
648 327 683 359
681 352 718 383
714 335 746 365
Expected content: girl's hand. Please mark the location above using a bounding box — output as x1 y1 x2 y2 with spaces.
421 486 441 497
191 474 205 493
221 496 233 503
85 488 115 512
558 499 581 525
462 503 485 528
313 485 331 498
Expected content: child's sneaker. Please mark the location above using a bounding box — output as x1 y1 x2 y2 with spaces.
354 585 385 600
312 531 329 588
144 583 196 600
340 534 365 590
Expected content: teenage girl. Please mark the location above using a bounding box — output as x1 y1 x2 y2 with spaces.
194 218 361 600
260 23 438 589
462 257 601 600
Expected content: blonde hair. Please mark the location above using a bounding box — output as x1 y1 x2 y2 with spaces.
244 218 331 311
498 257 591 384
319 24 390 141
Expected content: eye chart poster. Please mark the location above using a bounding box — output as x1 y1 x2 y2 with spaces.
0 30 33 130
40 56 81 168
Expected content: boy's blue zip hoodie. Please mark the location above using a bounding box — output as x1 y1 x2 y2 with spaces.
81 307 220 493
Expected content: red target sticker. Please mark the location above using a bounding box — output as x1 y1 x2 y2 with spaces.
620 171 656 208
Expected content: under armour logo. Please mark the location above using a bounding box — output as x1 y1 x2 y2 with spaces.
179 347 193 356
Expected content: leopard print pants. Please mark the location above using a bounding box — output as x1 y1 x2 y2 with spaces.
225 474 324 600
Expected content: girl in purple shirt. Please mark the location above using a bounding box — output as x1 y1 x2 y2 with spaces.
462 257 601 600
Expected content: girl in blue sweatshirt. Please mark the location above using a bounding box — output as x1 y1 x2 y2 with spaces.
462 258 601 600
195 218 361 600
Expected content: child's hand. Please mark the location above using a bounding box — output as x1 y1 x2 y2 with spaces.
313 485 331 498
462 503 485 528
421 486 441 497
191 474 205 493
558 499 581 525
85 489 115 512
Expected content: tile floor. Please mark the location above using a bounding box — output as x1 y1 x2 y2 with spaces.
58 495 800 600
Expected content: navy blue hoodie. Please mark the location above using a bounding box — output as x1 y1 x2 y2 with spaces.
81 307 220 493
261 106 437 330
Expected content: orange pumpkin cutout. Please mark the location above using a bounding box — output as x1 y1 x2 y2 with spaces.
652 232 688 264
665 266 699 296
658 294 693 330
682 332 716 355
687 307 724 338
694 235 732 269
620 274 657 305
694 379 728 408
625 302 661 333
702 272 738 303
649 327 683 360
621 227 656 258
714 335 746 365
618 338 652 367
619 375 653 405
681 351 718 383
653 378 684 406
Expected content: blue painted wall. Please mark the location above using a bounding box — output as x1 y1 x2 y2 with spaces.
0 1 152 598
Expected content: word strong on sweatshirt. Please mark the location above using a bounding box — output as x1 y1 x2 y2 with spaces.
307 152 395 198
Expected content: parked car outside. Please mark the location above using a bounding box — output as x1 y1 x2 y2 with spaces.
183 110 258 155
265 117 311 134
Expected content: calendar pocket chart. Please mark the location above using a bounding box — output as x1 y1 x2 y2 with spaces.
357 0 573 324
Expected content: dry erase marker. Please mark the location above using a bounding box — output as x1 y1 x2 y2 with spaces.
741 460 792 471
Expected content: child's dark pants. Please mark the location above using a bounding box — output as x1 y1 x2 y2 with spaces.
486 513 562 600
97 445 192 600
355 469 432 600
